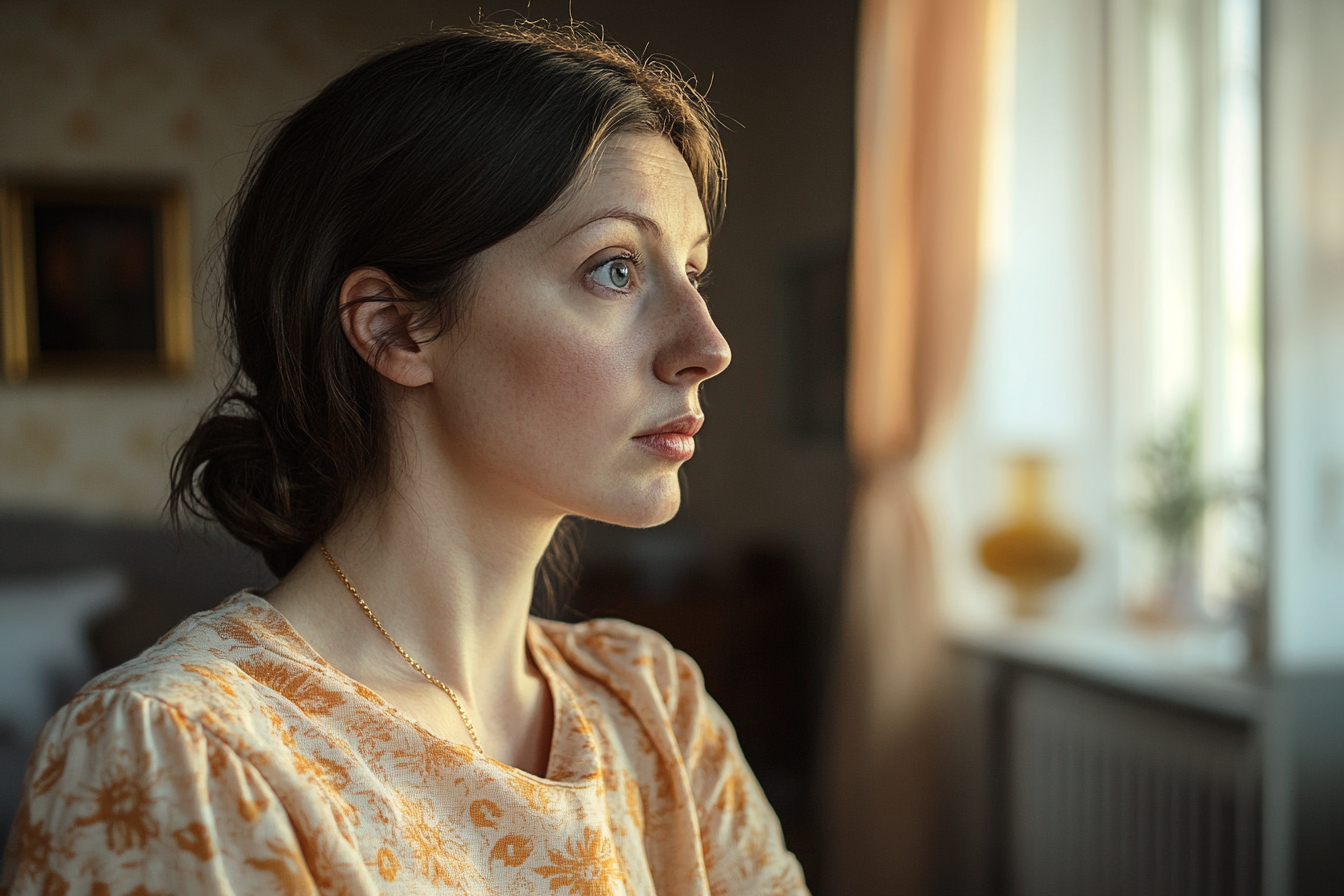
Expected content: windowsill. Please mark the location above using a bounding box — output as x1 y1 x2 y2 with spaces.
944 614 1264 720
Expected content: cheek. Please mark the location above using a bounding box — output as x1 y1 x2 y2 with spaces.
445 296 646 486
508 326 635 438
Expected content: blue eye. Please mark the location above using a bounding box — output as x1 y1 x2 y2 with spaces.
688 268 711 293
590 256 634 290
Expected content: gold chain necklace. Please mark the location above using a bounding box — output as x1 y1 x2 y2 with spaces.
319 544 485 754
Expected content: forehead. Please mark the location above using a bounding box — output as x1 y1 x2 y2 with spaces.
588 132 698 195
542 132 707 241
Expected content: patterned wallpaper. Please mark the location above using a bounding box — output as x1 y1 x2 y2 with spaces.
0 0 464 519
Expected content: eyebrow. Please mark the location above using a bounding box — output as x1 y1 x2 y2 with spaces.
555 207 711 250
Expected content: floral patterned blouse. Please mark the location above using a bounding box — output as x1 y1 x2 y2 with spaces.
0 593 808 895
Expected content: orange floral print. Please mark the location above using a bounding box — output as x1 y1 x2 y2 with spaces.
489 833 534 868
622 774 645 833
38 872 70 896
237 794 269 822
236 658 344 716
243 839 316 896
181 663 237 697
0 594 809 895
6 806 60 887
292 751 350 795
534 827 624 896
72 764 160 853
399 797 467 886
469 799 503 828
289 826 347 893
345 707 397 757
376 847 398 881
714 769 748 819
502 770 553 812
203 612 268 650
171 823 213 861
70 695 111 744
204 737 232 780
91 885 172 896
264 716 302 762
29 744 68 798
392 731 472 778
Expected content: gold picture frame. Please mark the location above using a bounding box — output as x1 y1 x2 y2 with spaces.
1 178 192 381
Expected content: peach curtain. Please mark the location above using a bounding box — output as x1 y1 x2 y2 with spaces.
823 0 991 893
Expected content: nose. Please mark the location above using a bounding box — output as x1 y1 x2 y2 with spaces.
652 279 732 387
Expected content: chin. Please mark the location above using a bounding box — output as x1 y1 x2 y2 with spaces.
582 477 683 529
638 500 681 529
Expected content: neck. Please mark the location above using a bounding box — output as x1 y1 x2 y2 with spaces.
267 448 562 711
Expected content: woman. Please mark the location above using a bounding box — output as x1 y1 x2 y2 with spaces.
0 23 809 896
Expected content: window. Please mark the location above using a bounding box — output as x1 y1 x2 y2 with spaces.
929 0 1264 659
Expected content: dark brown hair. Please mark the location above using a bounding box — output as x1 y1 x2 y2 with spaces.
170 22 725 579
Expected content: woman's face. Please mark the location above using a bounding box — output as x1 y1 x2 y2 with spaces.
419 132 731 528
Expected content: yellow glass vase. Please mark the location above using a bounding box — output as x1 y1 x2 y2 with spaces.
978 455 1083 618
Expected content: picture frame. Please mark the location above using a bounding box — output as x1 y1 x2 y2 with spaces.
0 178 192 381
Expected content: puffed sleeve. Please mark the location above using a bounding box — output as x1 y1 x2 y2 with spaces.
665 647 810 896
1 689 319 896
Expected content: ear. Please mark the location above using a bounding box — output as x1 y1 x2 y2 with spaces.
338 267 434 388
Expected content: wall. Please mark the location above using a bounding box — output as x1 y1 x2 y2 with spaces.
0 0 439 518
0 0 856 600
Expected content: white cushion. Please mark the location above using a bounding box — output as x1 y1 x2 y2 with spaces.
0 570 126 742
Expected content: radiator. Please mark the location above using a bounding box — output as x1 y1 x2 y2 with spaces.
1009 671 1261 896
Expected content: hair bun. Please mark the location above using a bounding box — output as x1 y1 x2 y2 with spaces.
171 397 317 576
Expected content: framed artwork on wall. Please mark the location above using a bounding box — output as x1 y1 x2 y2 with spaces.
0 179 192 381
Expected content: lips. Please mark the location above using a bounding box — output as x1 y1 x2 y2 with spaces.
632 415 702 461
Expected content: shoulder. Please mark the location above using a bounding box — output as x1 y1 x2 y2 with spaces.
68 592 321 742
533 615 688 678
532 616 705 715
